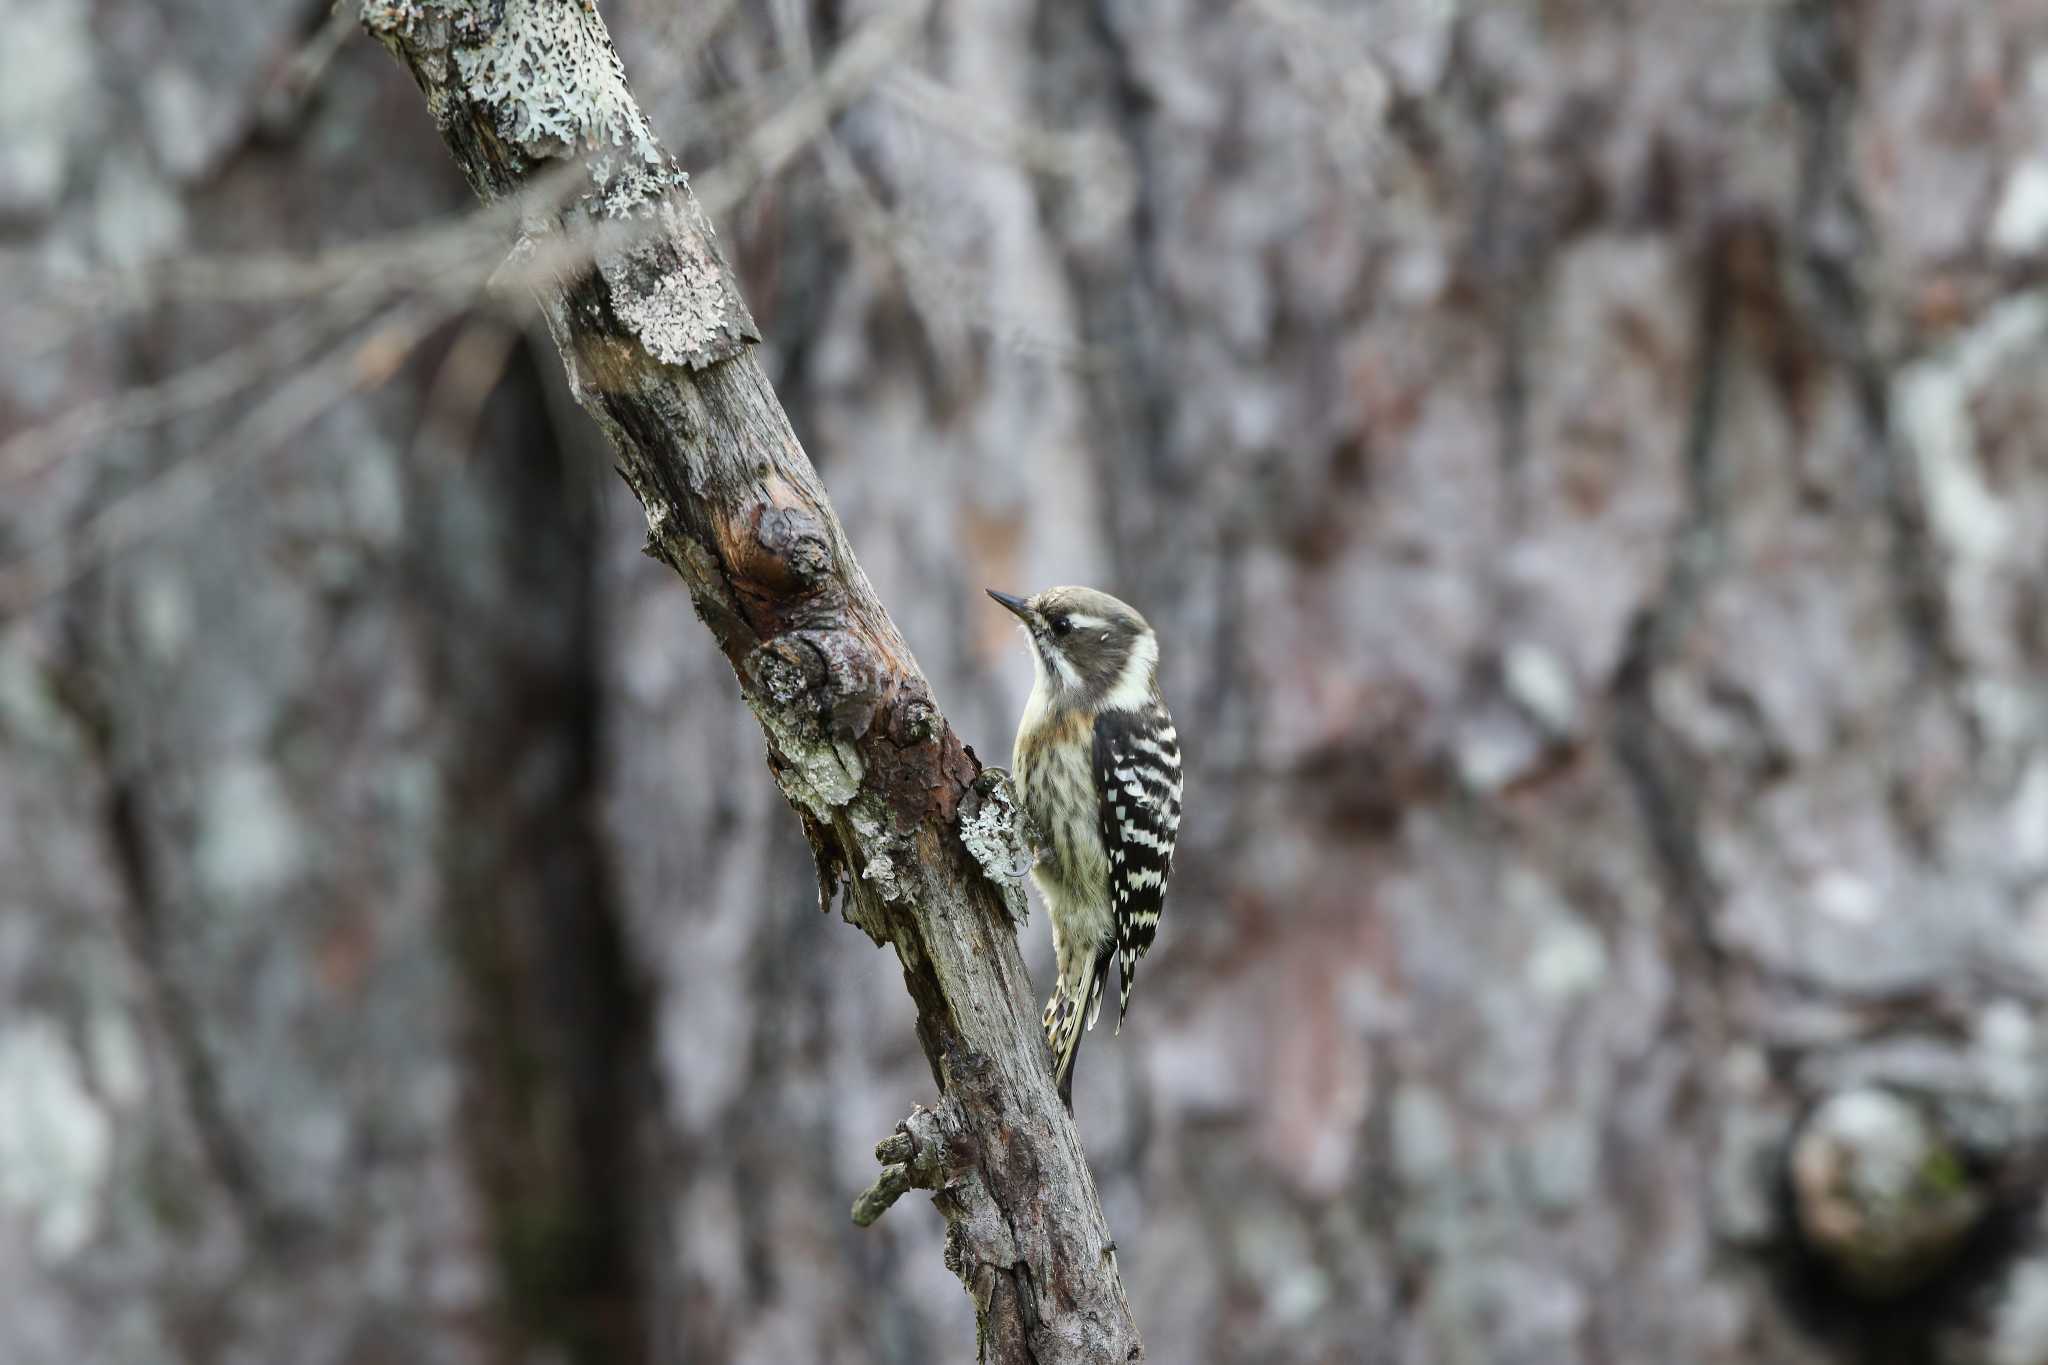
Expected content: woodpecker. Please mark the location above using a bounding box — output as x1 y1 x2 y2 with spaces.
988 585 1182 1109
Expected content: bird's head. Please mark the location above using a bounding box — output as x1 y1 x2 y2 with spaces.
987 585 1158 710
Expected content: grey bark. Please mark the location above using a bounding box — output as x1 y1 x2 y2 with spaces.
361 2 1139 1361
9 1 2048 1363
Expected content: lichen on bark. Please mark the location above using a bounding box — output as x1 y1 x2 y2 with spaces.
362 1 1141 1358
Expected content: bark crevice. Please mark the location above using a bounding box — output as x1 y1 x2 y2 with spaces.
1608 224 1738 991
1776 0 1958 689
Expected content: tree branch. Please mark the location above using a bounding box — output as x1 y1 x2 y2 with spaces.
360 2 1140 1360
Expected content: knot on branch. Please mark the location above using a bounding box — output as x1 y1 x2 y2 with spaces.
725 497 849 641
746 635 828 705
742 629 880 740
815 634 882 741
747 503 831 593
730 502 883 754
890 689 942 747
853 1098 976 1227
1789 1088 1989 1297
849 678 973 828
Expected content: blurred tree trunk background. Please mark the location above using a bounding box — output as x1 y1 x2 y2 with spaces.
6 1 2048 1363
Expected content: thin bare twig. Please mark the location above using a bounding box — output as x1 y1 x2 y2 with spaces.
4 0 927 493
0 301 441 617
690 0 933 213
410 314 523 466
1 286 401 485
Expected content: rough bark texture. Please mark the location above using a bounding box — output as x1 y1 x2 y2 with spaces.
360 3 1140 1362
9 1 2048 1363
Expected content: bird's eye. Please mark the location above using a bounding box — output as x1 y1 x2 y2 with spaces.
1050 616 1073 638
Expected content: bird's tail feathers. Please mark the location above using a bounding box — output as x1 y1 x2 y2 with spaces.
1044 949 1110 1110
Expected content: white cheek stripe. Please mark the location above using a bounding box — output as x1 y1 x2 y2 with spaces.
1101 629 1159 711
1051 649 1083 690
1022 625 1083 715
1020 637 1057 736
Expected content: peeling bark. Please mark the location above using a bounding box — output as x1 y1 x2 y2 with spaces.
361 2 1140 1359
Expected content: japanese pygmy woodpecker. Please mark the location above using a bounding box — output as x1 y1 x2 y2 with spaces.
989 586 1182 1109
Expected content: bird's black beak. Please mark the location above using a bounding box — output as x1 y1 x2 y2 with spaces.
986 588 1032 620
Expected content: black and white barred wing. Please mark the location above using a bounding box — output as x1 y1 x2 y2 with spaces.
1093 705 1182 1031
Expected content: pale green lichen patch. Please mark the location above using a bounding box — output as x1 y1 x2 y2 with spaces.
449 0 661 167
1791 1088 1986 1296
959 770 1032 924
601 197 759 369
862 844 902 899
0 1019 112 1260
1893 294 2044 566
0 0 94 221
196 756 307 908
372 0 756 366
749 693 864 822
0 645 83 757
847 801 910 905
